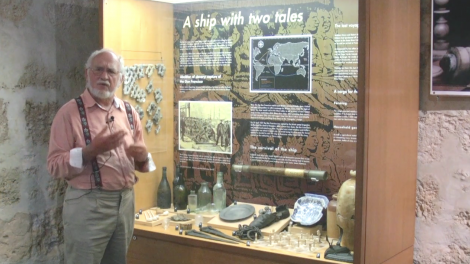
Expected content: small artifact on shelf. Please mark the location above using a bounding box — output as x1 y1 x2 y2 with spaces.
249 205 290 229
171 214 191 222
324 236 353 263
179 223 193 230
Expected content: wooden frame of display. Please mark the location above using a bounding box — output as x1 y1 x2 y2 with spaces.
100 0 420 263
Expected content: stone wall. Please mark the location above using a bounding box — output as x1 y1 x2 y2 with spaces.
415 0 470 263
0 0 99 263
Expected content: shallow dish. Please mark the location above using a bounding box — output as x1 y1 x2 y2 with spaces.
219 204 255 222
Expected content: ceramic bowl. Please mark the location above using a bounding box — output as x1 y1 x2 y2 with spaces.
291 194 328 226
305 193 329 208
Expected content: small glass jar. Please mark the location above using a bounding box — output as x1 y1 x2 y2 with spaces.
188 190 197 211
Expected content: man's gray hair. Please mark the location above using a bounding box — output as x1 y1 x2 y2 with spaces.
85 48 125 74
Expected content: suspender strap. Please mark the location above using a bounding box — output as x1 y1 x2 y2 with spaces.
75 96 103 187
124 101 134 131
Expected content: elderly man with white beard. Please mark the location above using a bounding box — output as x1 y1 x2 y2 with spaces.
47 48 153 264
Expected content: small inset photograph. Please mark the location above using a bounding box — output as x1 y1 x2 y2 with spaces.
431 0 470 96
179 101 232 154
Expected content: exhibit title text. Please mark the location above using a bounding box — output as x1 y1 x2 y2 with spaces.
183 8 303 31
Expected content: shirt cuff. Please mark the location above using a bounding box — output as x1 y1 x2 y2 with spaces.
148 153 156 172
70 148 83 168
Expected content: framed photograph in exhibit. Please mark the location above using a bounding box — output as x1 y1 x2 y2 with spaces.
430 0 470 96
178 101 232 154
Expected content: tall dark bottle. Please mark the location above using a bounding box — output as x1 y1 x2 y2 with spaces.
157 167 171 209
173 164 181 206
174 168 188 210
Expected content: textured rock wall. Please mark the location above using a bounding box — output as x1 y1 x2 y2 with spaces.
415 0 470 263
0 0 99 263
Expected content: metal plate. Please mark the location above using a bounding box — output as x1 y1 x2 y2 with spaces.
219 204 256 222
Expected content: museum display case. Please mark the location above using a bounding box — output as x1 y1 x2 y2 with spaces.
100 0 420 263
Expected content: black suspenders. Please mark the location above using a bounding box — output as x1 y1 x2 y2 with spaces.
75 96 134 187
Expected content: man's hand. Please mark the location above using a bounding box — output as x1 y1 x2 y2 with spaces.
126 143 148 162
83 127 127 162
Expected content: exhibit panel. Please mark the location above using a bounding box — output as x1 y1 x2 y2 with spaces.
173 0 359 207
100 0 419 263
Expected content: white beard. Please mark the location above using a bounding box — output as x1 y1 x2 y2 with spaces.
86 78 117 99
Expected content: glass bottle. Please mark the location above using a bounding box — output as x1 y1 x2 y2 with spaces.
174 170 188 210
212 172 226 211
188 190 197 211
172 164 180 206
157 167 171 209
197 182 212 208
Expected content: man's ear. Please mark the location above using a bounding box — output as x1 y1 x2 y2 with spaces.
120 73 125 85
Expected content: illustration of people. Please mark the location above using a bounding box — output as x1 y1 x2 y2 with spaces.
317 9 338 77
302 10 324 75
224 121 231 149
215 120 225 147
316 127 340 190
180 117 186 142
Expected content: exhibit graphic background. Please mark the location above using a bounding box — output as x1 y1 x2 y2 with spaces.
173 0 358 206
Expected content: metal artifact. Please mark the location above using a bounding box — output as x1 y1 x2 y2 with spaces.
219 204 255 222
185 230 238 244
199 226 244 244
232 164 328 182
232 225 263 241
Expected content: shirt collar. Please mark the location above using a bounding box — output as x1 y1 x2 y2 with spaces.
82 88 123 111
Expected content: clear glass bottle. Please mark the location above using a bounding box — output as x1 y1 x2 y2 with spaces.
188 190 197 211
197 182 212 208
212 172 226 211
157 167 171 209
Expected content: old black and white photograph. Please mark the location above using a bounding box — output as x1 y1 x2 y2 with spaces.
179 101 232 154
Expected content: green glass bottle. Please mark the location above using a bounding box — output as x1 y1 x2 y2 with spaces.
157 167 171 209
174 169 188 210
172 164 180 206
